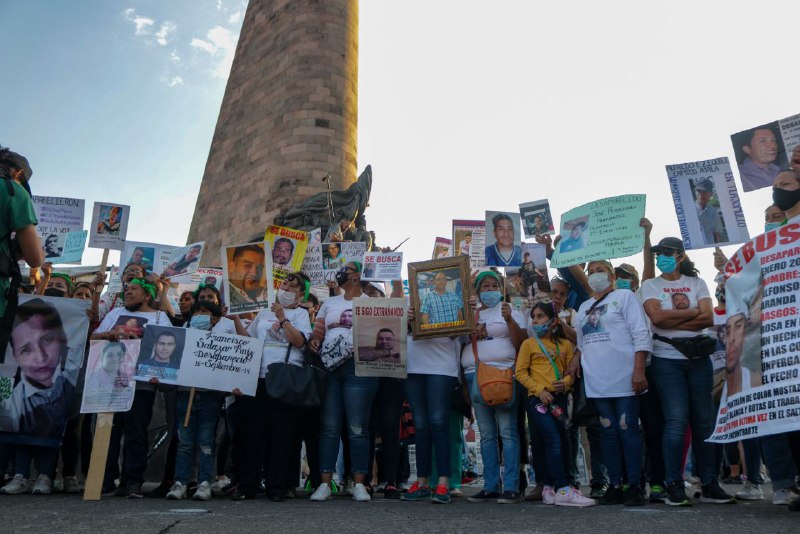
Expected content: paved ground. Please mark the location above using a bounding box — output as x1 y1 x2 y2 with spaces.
3 484 798 533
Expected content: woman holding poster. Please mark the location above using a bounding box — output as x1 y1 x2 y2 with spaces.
641 237 734 507
308 262 377 503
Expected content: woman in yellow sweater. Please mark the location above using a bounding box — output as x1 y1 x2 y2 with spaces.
515 301 595 507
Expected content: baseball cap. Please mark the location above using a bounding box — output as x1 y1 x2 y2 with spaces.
650 237 685 255
615 263 640 281
0 150 33 181
695 178 714 192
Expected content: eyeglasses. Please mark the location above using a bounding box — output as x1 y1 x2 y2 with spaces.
656 249 680 257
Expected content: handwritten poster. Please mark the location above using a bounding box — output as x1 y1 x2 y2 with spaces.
32 196 85 262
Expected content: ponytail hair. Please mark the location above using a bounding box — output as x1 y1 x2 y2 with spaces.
679 254 699 277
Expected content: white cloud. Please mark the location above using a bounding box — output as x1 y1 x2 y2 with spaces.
217 0 223 10
167 76 184 87
155 21 176 46
228 11 242 24
123 8 154 36
170 50 181 63
191 26 239 78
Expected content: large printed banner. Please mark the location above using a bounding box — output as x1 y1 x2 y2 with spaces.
362 251 403 281
709 220 800 442
0 295 89 447
452 219 485 269
81 339 139 414
353 298 407 378
321 242 366 284
731 112 800 192
666 157 749 250
550 195 646 268
133 325 261 395
222 242 273 315
32 196 85 262
265 225 309 290
88 202 130 250
121 241 204 281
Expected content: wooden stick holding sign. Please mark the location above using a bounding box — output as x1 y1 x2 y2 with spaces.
183 387 196 427
83 248 112 502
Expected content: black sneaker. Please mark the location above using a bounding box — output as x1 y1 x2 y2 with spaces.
467 490 501 503
267 490 286 502
126 482 144 499
230 490 255 501
624 484 645 506
222 482 239 496
700 481 735 504
147 480 172 498
384 485 401 499
589 482 608 499
497 491 522 504
666 480 691 507
599 485 624 505
789 496 800 512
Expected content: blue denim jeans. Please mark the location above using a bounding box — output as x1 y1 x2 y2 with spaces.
593 396 642 486
761 433 798 491
651 356 716 485
405 373 457 479
14 445 58 478
464 372 520 493
319 359 378 475
175 390 220 484
527 396 570 489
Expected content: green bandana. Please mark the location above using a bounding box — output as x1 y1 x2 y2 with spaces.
50 272 73 290
129 278 156 300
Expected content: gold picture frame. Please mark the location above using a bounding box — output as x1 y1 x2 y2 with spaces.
408 255 475 339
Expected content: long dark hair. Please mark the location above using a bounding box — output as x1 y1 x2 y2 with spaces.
532 300 565 344
679 254 699 277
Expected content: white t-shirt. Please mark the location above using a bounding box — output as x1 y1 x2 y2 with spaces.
641 275 710 360
407 336 460 378
316 294 367 370
575 289 652 398
460 305 526 373
248 307 312 377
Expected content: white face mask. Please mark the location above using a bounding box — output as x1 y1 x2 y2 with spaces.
587 272 612 293
277 288 297 307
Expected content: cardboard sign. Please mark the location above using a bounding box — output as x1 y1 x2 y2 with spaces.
88 202 130 251
33 196 85 262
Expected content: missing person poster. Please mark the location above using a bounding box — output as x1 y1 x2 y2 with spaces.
708 220 800 442
165 267 225 313
133 325 261 395
353 298 407 378
81 339 139 414
520 199 555 238
32 196 85 262
301 228 324 285
321 241 367 284
362 251 403 281
49 230 88 264
432 237 452 259
88 202 130 251
452 220 485 269
731 112 800 192
550 195 646 268
0 295 89 447
485 211 523 267
265 225 310 291
666 157 750 250
505 243 551 309
162 242 205 282
120 241 204 280
221 242 273 315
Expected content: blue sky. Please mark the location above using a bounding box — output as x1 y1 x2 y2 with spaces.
3 0 799 280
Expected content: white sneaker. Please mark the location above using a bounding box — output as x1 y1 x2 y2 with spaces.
310 484 332 501
555 486 596 507
1 474 33 495
352 482 371 502
735 482 764 501
166 481 187 500
773 488 792 505
32 474 52 495
542 485 556 505
211 476 230 494
193 481 212 501
63 476 81 494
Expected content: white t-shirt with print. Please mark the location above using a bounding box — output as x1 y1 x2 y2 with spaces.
316 294 368 369
575 289 652 398
248 307 312 377
641 275 710 360
460 305 526 373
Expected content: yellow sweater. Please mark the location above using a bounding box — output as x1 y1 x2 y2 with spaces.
515 335 574 397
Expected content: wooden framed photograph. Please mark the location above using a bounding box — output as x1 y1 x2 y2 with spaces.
408 255 474 339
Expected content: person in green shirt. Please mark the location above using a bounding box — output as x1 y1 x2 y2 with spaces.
1 147 43 358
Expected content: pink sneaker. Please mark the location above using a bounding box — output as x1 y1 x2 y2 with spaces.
555 486 596 507
542 486 556 505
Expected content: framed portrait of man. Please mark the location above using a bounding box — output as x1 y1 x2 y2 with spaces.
408 255 474 340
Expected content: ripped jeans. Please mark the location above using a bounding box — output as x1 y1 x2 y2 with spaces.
593 396 642 487
175 390 221 484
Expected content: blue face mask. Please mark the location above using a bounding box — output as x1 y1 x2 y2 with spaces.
190 315 213 330
531 322 551 338
765 221 784 233
480 290 503 308
656 254 677 274
615 279 631 290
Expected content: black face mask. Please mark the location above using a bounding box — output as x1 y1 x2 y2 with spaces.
44 288 66 298
773 187 800 212
335 269 351 287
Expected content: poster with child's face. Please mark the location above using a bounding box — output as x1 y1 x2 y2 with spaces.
484 211 522 267
81 339 139 414
88 202 130 250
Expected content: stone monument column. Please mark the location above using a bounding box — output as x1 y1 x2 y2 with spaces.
188 0 358 260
